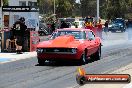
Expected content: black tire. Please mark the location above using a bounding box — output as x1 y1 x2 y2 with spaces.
121 29 125 32
76 75 86 85
80 50 88 65
121 30 124 32
111 30 116 33
38 58 46 65
90 45 101 61
41 32 46 36
96 45 101 60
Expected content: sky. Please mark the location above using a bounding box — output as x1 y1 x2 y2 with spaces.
76 0 80 3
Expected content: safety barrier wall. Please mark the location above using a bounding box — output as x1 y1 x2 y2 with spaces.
0 31 39 52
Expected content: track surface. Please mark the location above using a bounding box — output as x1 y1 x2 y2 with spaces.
0 32 132 88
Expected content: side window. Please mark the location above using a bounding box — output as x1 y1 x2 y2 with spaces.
19 1 26 6
88 31 95 40
50 32 57 39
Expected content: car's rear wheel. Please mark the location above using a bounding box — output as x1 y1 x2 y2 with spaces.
41 32 46 36
111 30 116 33
38 58 46 65
80 50 88 65
90 45 101 61
121 29 125 32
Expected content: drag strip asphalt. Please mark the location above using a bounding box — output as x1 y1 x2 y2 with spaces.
0 41 132 88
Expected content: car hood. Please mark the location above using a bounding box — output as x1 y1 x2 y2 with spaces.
37 35 84 48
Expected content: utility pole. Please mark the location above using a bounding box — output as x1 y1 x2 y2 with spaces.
54 0 55 14
0 0 3 30
97 0 99 22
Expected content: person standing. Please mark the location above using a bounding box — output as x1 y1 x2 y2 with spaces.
51 22 55 33
74 22 78 28
5 28 16 51
126 19 132 40
97 19 103 39
104 20 109 35
13 17 27 54
60 21 68 28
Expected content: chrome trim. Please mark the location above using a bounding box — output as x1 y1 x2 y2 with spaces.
41 52 77 54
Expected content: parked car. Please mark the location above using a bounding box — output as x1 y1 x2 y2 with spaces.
74 21 84 28
108 18 126 32
66 22 72 28
36 28 101 65
38 23 49 36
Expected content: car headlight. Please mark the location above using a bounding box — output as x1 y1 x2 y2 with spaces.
71 48 77 54
36 48 43 53
109 25 112 27
121 25 123 27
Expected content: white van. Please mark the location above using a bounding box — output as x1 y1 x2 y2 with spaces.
73 21 85 28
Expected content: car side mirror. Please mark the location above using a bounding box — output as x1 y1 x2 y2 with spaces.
48 35 51 38
89 37 93 41
46 35 51 40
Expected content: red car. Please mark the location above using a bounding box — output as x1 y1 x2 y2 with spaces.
36 28 101 65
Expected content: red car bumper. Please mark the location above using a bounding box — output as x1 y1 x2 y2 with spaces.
37 53 82 60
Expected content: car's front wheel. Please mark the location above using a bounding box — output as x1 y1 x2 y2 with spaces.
38 58 46 65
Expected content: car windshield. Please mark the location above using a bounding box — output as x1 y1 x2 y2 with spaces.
113 19 124 24
85 18 93 22
51 30 86 39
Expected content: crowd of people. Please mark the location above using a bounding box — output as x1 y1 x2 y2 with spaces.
46 17 105 39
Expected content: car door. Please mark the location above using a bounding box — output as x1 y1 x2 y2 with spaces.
87 31 97 55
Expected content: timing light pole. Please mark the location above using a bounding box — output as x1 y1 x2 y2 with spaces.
0 0 3 30
97 0 99 22
54 0 55 14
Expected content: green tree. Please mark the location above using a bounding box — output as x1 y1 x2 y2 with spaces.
38 0 76 17
55 0 76 17
80 0 97 17
3 0 8 6
100 0 132 19
38 0 53 14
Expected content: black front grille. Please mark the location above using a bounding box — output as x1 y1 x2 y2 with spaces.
44 48 72 53
37 48 77 54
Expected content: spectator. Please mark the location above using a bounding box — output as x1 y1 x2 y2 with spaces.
74 22 78 28
126 19 132 40
51 22 56 33
104 20 109 35
5 28 16 51
97 19 103 39
13 17 27 54
60 21 68 28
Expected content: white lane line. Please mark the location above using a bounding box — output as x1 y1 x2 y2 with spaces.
0 52 37 64
123 83 132 88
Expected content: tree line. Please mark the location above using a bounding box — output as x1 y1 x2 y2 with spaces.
100 0 132 19
38 0 77 18
3 0 132 19
80 0 132 19
38 0 132 19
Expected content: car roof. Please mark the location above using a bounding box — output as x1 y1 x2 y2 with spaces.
74 21 84 22
57 28 92 32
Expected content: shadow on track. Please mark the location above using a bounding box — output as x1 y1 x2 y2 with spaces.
35 59 98 67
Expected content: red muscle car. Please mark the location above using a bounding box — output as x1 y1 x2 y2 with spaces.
36 28 101 65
